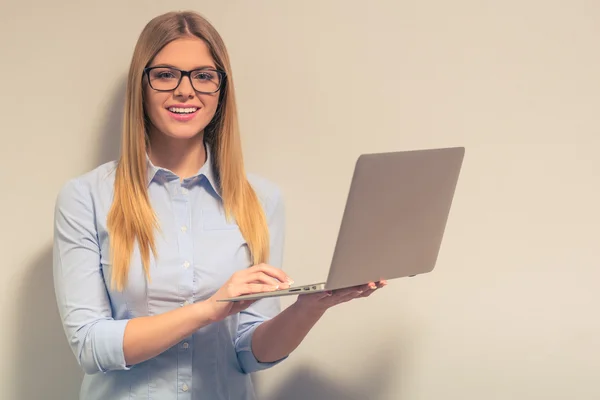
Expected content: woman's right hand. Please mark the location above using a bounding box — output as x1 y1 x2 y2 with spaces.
205 263 294 322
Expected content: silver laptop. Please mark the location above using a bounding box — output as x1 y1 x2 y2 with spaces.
219 146 465 302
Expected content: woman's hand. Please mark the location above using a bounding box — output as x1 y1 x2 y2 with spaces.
205 263 294 322
294 280 387 314
244 279 386 364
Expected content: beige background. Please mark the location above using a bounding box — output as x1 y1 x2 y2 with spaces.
1 1 599 399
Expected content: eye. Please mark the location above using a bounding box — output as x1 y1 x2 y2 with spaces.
150 68 178 80
193 71 217 81
156 72 176 79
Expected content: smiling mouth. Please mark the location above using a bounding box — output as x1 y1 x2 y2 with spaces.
168 107 198 114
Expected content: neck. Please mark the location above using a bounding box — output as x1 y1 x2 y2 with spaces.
147 131 207 180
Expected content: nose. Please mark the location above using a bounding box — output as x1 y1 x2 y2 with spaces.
175 75 195 98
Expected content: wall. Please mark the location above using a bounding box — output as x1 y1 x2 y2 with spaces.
1 1 598 399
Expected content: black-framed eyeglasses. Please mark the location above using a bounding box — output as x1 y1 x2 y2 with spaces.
143 66 226 94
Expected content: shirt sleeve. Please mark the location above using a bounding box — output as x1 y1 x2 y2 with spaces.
53 178 130 375
234 184 288 373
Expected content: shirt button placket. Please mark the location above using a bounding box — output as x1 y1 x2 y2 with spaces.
176 182 194 399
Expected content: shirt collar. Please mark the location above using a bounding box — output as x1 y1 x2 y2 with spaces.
145 144 221 198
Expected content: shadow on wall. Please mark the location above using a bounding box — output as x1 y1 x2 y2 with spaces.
11 77 126 400
12 246 83 400
259 342 398 400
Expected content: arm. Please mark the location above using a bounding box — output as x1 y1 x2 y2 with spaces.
227 183 386 369
246 187 386 364
233 184 292 372
251 301 325 362
251 282 387 363
53 179 218 373
251 285 383 363
239 185 325 364
122 303 216 366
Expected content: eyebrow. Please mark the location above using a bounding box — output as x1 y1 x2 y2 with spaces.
149 63 217 70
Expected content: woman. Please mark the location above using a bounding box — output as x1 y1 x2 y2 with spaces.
53 10 385 400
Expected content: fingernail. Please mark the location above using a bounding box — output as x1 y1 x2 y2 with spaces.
273 285 279 290
287 278 294 284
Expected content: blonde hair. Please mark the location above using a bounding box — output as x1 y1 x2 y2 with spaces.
107 11 269 291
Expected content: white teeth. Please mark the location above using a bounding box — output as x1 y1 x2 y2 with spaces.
169 107 198 114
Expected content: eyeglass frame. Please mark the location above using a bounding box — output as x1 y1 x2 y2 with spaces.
143 66 227 94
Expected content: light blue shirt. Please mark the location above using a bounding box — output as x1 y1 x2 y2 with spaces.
53 147 286 400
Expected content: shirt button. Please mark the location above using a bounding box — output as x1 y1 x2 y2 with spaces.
181 225 187 233
183 261 190 269
182 342 189 349
181 187 188 195
182 383 189 392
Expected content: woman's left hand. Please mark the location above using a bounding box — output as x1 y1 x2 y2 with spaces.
294 280 387 314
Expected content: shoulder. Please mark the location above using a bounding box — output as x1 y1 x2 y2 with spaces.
55 161 118 211
247 172 284 218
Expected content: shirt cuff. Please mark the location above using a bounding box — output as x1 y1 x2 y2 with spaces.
235 323 288 374
84 319 130 373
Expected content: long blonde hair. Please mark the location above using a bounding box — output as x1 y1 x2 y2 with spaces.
107 11 269 291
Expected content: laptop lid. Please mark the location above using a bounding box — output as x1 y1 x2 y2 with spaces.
323 146 465 290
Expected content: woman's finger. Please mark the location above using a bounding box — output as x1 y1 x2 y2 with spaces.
307 290 331 301
333 284 370 297
331 287 364 304
246 271 286 288
250 263 293 285
359 287 377 298
234 283 280 296
357 282 378 297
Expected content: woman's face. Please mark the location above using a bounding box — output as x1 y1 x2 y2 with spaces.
144 37 222 141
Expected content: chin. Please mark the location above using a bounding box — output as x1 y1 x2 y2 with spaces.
164 128 205 140
156 119 205 139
